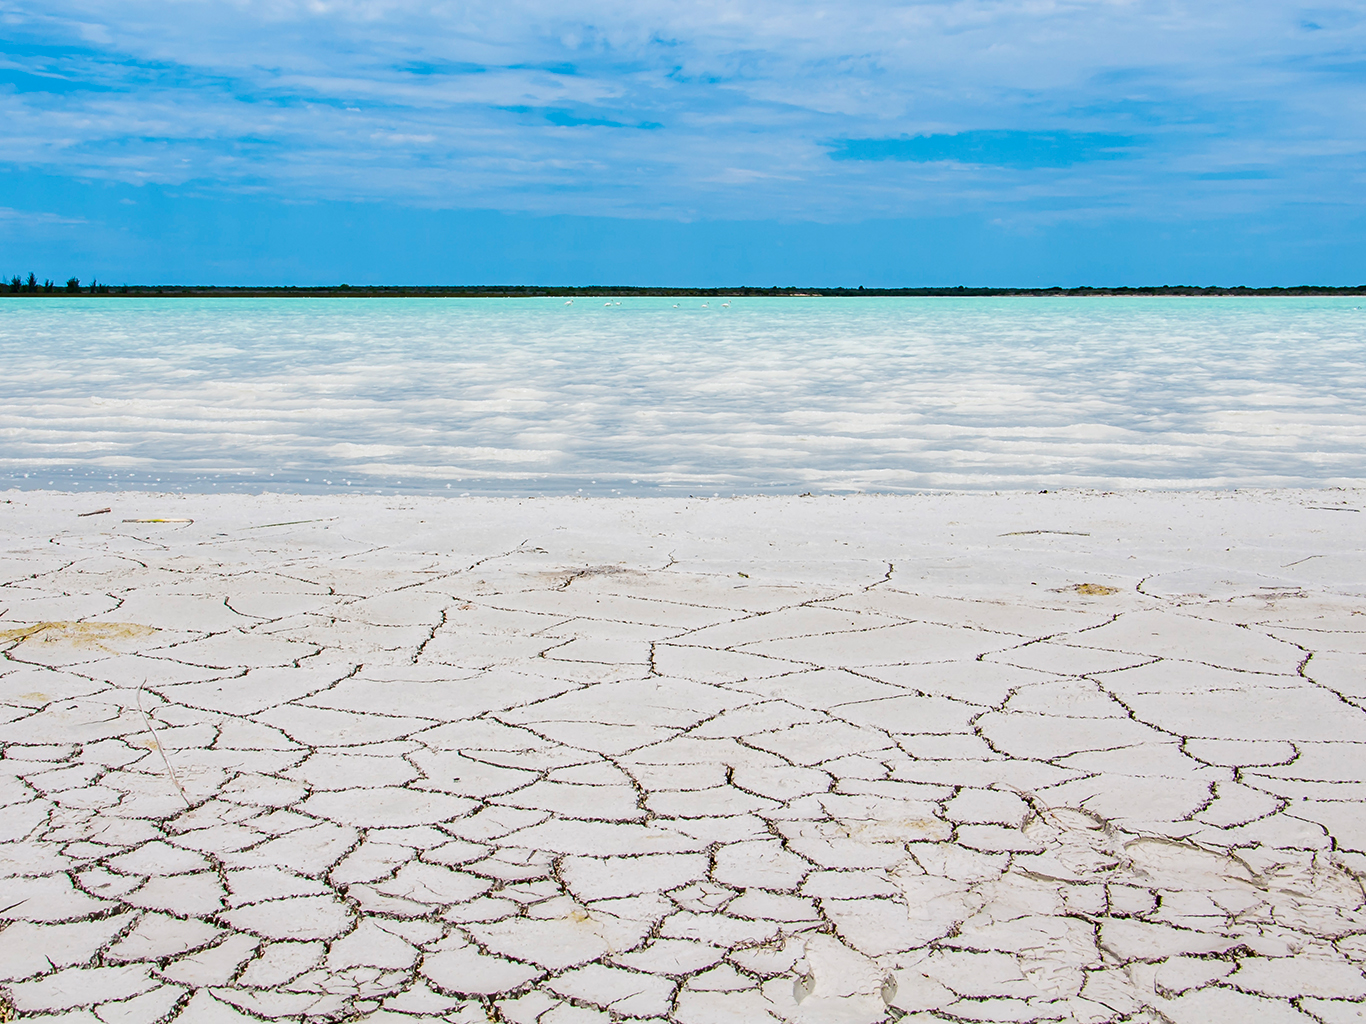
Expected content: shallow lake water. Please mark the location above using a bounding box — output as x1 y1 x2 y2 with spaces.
2 296 1364 495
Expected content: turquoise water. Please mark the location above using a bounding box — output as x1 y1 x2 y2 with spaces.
2 296 1364 494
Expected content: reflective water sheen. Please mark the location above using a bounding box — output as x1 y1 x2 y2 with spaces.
3 296 1364 494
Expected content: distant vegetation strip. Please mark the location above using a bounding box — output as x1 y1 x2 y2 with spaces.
3 278 1365 297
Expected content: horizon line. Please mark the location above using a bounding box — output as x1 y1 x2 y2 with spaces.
4 283 1366 297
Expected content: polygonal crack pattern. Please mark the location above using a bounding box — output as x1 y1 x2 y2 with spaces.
1 489 1365 1024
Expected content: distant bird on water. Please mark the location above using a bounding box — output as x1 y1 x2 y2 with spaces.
564 299 573 305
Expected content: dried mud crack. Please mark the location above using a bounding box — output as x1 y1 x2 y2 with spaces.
0 489 1364 1024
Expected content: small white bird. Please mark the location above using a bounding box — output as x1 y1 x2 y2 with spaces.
721 301 730 307
701 302 709 308
604 301 612 306
673 303 680 307
564 299 573 305
615 301 622 306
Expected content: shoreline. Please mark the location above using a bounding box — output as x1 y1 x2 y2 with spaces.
4 285 1366 298
7 484 1366 500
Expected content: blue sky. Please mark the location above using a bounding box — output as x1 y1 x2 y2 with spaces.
1 0 1363 285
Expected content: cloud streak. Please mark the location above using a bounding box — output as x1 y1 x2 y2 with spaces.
828 132 1138 168
0 0 1362 224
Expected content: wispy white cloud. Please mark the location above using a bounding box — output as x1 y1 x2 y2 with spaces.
0 205 86 224
0 0 1362 220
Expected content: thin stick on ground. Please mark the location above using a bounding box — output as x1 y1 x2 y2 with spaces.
135 680 190 807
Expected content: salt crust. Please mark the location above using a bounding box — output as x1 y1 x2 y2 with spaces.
2 489 1366 1023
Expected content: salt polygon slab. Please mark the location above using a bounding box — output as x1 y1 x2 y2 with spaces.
560 854 709 900
1303 651 1366 696
652 644 801 683
742 620 1007 667
1159 985 1319 1024
0 873 115 921
682 606 896 649
421 939 544 995
744 721 891 765
548 963 677 1017
9 965 157 1012
156 633 318 669
1124 687 1366 742
501 678 749 729
158 933 261 986
220 822 358 873
0 914 136 982
257 704 433 744
0 669 109 707
225 867 332 905
105 913 223 962
987 642 1153 676
1063 610 1303 672
158 662 355 714
867 660 1043 706
497 780 644 821
834 693 980 733
372 862 492 904
284 751 420 789
502 819 703 855
976 711 1167 759
218 895 354 940
301 787 476 827
304 671 570 720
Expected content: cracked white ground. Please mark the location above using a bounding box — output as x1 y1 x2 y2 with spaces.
2 490 1365 1024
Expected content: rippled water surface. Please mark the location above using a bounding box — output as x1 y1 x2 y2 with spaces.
3 296 1364 494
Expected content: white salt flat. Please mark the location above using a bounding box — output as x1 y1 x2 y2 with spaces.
1 489 1364 1023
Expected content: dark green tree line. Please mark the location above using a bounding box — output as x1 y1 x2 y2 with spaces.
4 273 110 294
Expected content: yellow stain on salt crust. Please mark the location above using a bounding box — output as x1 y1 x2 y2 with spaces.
1073 583 1121 596
0 621 157 648
847 817 953 842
